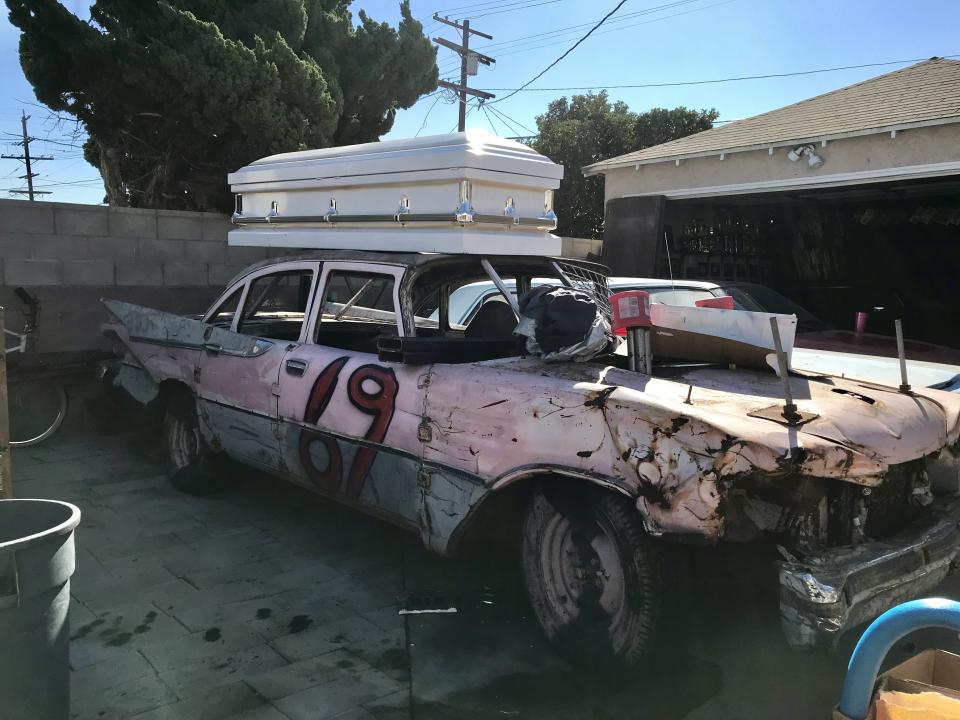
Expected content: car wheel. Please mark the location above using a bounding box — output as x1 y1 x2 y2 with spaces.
163 393 223 495
521 485 661 670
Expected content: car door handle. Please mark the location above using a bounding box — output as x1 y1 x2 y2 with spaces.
286 358 309 376
202 342 222 355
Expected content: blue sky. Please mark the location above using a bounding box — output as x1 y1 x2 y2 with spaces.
0 0 957 205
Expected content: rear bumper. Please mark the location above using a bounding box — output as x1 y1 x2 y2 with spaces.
778 499 960 649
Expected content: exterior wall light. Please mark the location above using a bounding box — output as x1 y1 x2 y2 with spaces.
787 144 824 169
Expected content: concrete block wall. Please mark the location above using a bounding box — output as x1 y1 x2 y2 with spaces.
0 199 275 354
0 198 602 354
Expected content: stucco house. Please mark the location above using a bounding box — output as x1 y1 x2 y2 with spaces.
583 58 960 344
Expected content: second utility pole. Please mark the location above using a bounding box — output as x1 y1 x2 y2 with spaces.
1 112 53 201
433 15 495 131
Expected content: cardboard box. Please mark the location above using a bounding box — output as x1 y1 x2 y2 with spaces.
834 650 960 720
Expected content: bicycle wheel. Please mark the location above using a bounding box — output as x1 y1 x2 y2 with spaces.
7 379 68 447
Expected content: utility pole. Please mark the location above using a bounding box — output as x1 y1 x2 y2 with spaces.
2 112 53 201
433 15 495 132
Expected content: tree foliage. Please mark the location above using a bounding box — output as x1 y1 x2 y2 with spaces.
533 92 718 239
6 0 438 211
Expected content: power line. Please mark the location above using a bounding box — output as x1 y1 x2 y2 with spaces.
437 0 729 72
486 103 533 135
481 54 960 91
469 0 563 19
445 0 701 61
490 105 535 134
416 93 444 136
480 104 503 135
424 0 514 20
490 0 629 105
430 0 561 20
482 102 519 134
1 113 54 200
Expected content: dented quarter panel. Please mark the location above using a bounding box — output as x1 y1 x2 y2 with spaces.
103 300 201 389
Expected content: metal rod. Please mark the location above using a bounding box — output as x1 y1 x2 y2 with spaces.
769 316 798 422
627 328 638 372
895 319 911 393
480 258 520 315
643 327 653 375
0 307 11 498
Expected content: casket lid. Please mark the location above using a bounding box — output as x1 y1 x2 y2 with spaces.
228 129 563 188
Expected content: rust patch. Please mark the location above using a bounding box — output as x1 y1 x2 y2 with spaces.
636 480 671 509
583 386 617 410
669 416 690 435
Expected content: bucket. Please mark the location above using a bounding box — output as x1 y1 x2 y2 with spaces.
0 499 81 720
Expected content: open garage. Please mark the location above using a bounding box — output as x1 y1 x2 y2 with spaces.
586 58 960 346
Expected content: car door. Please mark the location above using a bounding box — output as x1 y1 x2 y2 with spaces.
196 262 320 474
276 261 427 530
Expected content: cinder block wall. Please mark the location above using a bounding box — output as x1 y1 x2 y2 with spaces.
0 199 274 354
0 199 601 355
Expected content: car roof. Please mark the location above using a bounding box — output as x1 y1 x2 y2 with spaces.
226 250 607 290
608 277 721 290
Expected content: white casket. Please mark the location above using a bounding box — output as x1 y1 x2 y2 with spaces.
227 129 564 256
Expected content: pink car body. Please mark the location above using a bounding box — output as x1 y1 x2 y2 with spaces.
104 250 960 650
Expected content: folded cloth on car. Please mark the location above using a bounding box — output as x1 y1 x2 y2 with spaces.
517 285 597 353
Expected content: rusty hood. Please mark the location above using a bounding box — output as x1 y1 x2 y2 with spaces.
474 357 960 484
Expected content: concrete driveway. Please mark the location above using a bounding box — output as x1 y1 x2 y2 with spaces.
11 416 960 720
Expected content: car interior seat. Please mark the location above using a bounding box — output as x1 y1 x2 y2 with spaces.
464 301 518 340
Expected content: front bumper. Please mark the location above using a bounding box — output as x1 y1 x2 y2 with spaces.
778 499 960 649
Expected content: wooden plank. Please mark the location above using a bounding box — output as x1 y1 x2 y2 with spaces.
0 307 11 499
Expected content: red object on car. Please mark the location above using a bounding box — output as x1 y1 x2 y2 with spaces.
695 295 734 310
610 290 651 337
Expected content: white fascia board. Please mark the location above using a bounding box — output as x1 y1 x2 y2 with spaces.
582 115 960 176
619 160 960 200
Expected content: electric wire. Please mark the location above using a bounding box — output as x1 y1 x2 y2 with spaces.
430 0 562 21
488 0 629 104
436 0 729 74
451 0 701 57
416 93 444 136
424 0 516 20
485 104 527 135
435 0 708 73
483 103 520 135
469 0 563 19
481 54 960 91
480 104 503 135
489 104 535 134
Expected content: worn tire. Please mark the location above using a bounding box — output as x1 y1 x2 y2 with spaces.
163 392 224 495
522 485 661 670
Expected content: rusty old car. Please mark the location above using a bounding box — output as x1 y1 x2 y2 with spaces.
102 132 960 668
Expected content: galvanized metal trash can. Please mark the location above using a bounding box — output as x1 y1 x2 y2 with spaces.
0 499 81 720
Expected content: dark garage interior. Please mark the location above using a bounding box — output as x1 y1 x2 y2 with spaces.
654 176 960 347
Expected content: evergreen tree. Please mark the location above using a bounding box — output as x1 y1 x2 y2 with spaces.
534 92 717 239
6 0 438 210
